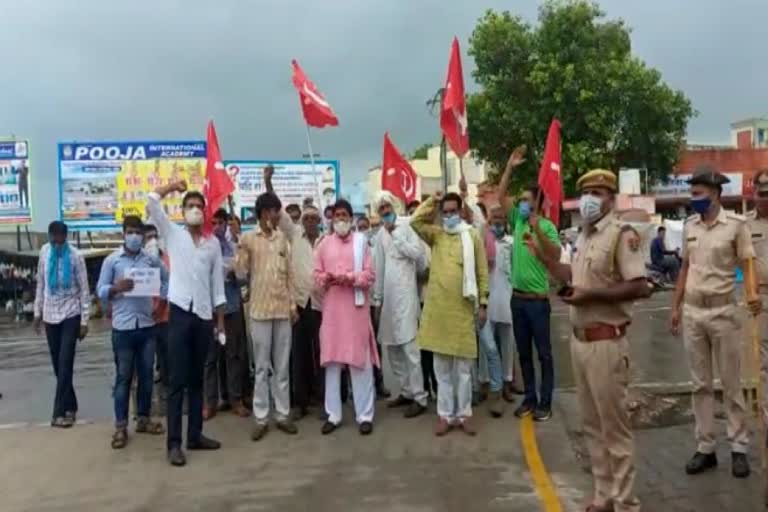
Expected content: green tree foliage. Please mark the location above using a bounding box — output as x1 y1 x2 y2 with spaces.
410 143 433 160
467 0 695 195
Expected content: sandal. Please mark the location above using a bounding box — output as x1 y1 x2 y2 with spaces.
135 418 165 435
111 429 128 449
51 417 72 429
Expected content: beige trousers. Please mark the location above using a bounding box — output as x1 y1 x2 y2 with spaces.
682 303 749 454
571 335 639 512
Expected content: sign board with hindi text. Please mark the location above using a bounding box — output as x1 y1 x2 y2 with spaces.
0 139 32 224
225 160 340 225
651 173 743 198
58 141 206 229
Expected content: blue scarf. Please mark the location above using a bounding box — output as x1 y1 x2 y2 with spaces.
47 243 72 293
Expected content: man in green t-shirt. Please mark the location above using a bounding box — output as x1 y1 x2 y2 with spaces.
498 146 561 421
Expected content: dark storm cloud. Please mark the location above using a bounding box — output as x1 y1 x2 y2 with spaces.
1 0 764 229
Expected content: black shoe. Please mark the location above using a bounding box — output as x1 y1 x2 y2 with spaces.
359 421 373 435
387 395 413 408
376 386 391 400
732 452 751 478
187 434 221 450
321 421 339 435
685 452 717 475
167 447 187 467
514 402 536 419
403 402 427 418
533 405 552 422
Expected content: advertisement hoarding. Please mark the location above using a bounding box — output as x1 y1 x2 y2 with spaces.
58 141 206 229
0 139 32 224
225 160 339 224
652 173 743 198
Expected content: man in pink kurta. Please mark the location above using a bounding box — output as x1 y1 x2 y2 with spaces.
313 199 380 435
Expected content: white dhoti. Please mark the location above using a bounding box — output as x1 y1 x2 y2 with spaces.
434 353 473 423
387 340 428 406
325 359 375 425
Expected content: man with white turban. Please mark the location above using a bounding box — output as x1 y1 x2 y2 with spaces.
372 191 429 418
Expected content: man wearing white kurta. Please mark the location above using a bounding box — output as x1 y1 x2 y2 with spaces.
372 192 429 418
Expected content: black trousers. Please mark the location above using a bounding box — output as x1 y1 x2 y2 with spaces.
369 306 385 392
45 315 80 419
166 304 213 450
291 304 324 409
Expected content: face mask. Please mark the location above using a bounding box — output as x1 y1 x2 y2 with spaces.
124 233 143 253
518 201 531 219
334 220 351 237
381 212 396 224
184 207 204 226
690 196 711 215
579 194 604 224
442 214 461 231
491 224 505 239
144 238 160 258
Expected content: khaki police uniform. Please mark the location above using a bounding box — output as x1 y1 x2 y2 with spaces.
570 169 644 512
746 208 768 424
682 207 753 455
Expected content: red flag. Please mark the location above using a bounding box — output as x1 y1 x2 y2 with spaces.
381 133 417 204
440 37 469 157
203 120 234 235
291 59 339 128
537 119 562 227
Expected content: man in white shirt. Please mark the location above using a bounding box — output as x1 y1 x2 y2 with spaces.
147 180 227 467
372 192 428 418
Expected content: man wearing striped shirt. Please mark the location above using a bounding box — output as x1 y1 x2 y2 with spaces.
33 221 90 429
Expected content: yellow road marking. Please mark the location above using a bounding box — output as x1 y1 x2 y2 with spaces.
520 415 563 512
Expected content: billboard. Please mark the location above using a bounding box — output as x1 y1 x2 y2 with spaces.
225 160 339 224
652 173 743 198
58 141 206 229
0 139 32 224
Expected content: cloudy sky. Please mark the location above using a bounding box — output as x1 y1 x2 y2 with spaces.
2 0 766 230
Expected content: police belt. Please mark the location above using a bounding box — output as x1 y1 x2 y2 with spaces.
684 294 734 309
573 323 627 342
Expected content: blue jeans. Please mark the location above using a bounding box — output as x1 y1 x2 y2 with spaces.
476 318 503 392
112 327 156 428
511 296 554 407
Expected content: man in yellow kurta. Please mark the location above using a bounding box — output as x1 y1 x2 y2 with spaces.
411 191 489 436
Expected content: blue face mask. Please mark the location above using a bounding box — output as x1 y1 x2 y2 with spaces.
381 212 396 224
690 196 711 215
443 214 461 231
490 224 505 238
518 201 531 219
125 233 143 253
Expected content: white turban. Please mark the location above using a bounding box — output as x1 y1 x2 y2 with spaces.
373 190 403 215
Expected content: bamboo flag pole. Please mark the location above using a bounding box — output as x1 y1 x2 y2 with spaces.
304 124 321 207
744 257 766 475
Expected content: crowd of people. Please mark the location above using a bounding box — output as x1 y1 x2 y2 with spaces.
31 151 768 512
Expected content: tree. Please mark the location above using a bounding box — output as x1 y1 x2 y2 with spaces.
410 143 433 160
467 0 695 195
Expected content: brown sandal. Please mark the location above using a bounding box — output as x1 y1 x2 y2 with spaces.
111 429 128 449
135 418 165 435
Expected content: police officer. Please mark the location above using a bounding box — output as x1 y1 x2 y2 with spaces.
670 164 761 479
526 169 649 512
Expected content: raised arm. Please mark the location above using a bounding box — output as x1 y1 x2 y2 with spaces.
147 179 187 238
497 145 527 213
263 164 297 239
410 195 441 246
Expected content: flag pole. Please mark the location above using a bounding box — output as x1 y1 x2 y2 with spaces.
304 124 321 207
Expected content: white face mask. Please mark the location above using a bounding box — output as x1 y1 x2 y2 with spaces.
184 207 204 226
144 238 160 258
579 194 604 224
334 220 351 237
